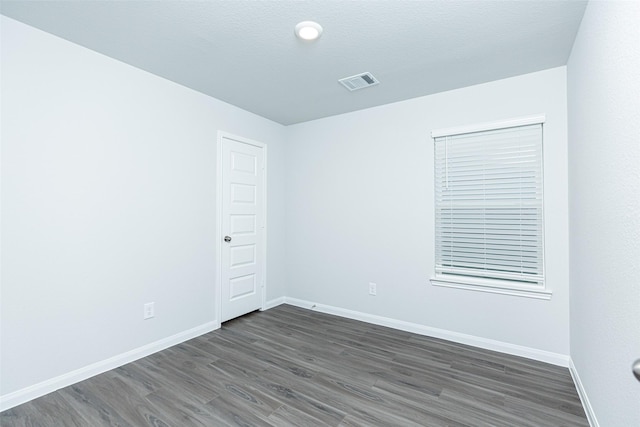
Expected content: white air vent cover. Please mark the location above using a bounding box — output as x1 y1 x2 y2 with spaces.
338 72 379 91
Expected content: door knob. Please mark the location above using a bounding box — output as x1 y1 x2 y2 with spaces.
633 359 640 382
224 236 232 242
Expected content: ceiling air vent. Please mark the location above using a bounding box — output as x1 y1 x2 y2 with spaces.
338 72 379 91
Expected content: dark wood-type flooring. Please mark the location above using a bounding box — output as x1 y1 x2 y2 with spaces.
1 304 588 426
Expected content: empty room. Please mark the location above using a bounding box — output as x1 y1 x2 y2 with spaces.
1 1 638 426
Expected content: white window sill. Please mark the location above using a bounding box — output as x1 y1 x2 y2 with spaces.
430 277 552 300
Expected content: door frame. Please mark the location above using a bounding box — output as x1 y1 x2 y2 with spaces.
215 131 267 327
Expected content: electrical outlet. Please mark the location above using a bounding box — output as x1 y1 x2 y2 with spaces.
144 302 155 320
369 282 377 296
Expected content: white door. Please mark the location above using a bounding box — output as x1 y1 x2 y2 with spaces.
220 134 265 323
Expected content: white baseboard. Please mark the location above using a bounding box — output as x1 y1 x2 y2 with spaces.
263 296 286 311
284 297 570 367
569 358 599 427
0 321 218 412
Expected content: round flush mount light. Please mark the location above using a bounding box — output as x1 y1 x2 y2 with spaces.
295 21 323 41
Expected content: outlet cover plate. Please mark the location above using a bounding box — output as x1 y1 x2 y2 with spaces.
144 302 155 319
369 282 377 296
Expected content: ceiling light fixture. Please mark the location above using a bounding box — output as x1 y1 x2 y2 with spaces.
295 21 323 41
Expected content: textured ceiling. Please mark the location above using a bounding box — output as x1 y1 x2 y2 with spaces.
1 1 587 125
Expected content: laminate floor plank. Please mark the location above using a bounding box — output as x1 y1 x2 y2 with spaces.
135 355 219 405
203 393 274 427
206 336 321 388
74 375 171 427
192 364 284 419
58 380 135 427
252 340 380 388
1 304 588 426
503 395 592 427
435 388 526 427
109 363 166 398
143 387 220 427
309 373 462 427
267 404 336 427
242 370 348 426
0 391 88 427
208 357 375 423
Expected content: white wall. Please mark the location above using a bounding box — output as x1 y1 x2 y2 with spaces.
567 1 640 426
285 67 570 357
0 16 286 400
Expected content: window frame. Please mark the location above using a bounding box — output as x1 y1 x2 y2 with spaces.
430 115 551 300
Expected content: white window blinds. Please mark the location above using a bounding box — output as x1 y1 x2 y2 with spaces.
434 122 544 287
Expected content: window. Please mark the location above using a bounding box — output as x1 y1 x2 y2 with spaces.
430 116 550 299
